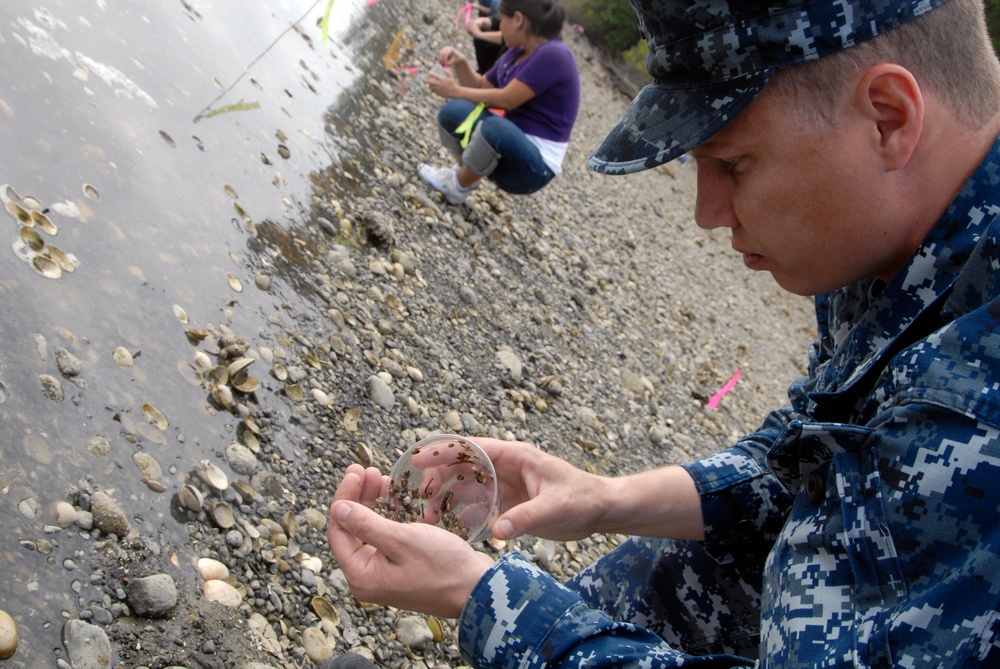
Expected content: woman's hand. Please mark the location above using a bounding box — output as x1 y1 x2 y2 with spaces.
426 68 459 99
476 438 611 541
327 464 494 618
437 46 467 69
431 45 486 91
463 16 493 38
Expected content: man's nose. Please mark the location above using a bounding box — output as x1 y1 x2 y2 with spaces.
694 168 738 230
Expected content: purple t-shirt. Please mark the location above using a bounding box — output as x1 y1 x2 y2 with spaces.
485 40 580 143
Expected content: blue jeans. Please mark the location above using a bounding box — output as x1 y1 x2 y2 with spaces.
437 99 555 195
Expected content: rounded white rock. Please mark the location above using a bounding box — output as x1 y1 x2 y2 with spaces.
197 557 230 581
53 501 79 528
203 580 242 607
0 609 17 660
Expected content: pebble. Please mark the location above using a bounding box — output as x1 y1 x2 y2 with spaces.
38 373 64 402
316 216 337 236
226 441 259 475
443 411 463 431
395 615 433 650
648 424 670 448
458 285 478 306
53 501 80 528
364 375 395 410
91 607 114 625
16 497 40 520
495 347 523 383
311 388 333 407
0 609 17 659
55 347 83 377
76 509 94 530
85 436 111 456
302 508 327 530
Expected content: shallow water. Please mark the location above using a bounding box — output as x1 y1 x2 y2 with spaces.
0 0 408 661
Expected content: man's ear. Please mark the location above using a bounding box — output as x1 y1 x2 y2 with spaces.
855 63 924 171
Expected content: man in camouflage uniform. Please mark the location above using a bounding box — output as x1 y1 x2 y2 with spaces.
328 0 1000 666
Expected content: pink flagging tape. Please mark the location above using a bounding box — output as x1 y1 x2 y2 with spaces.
455 4 474 22
707 369 742 409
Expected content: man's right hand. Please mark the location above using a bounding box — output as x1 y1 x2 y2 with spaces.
475 438 612 541
477 438 707 542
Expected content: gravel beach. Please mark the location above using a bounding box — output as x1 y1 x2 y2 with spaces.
4 0 817 666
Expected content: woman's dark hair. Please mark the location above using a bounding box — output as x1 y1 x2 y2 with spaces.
496 0 565 39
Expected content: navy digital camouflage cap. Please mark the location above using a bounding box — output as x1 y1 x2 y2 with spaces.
587 0 952 175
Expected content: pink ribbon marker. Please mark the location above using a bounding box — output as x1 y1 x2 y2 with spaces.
707 369 742 410
455 3 474 22
366 0 380 6
405 66 420 74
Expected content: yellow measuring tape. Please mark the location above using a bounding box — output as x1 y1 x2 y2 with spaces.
320 0 336 43
455 102 486 148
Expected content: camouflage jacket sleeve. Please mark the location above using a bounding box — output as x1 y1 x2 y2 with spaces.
679 296 835 551
680 407 798 551
458 551 757 668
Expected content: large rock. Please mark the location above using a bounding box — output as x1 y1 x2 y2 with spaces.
0 609 17 659
364 375 395 410
89 491 130 537
62 620 112 669
126 574 178 618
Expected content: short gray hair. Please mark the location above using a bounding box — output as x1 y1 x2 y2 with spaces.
766 0 1000 129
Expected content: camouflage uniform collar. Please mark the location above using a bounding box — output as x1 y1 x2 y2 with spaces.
809 134 1000 417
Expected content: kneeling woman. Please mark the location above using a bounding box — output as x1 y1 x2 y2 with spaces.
420 0 580 204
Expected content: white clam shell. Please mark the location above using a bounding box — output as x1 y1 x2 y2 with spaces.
210 501 235 529
197 460 229 491
226 357 254 377
197 557 230 581
207 365 229 386
193 351 213 370
142 403 168 430
203 579 243 607
211 384 234 410
179 484 204 512
298 554 323 573
231 375 260 393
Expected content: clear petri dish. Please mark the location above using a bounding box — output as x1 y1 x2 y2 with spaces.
384 434 500 543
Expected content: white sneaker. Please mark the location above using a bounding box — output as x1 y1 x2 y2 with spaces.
418 163 477 204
